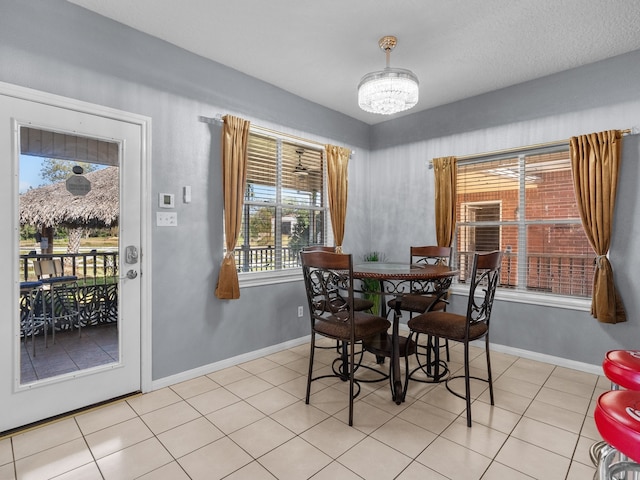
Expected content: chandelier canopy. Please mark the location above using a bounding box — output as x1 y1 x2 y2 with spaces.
357 36 419 115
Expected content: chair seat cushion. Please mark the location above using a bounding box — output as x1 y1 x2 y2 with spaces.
595 390 640 463
388 294 445 314
40 276 78 284
407 311 487 341
603 350 640 390
314 312 390 341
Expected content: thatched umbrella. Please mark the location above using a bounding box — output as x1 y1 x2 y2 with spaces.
20 166 119 253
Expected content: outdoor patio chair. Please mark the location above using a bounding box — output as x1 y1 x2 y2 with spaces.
34 258 81 343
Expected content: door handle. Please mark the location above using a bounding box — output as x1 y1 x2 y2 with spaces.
126 269 138 279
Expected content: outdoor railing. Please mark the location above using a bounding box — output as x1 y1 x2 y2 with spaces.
233 245 301 272
233 247 594 298
19 251 119 330
457 251 595 298
20 251 118 284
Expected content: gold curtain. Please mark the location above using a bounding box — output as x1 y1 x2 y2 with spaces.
325 144 350 254
569 130 626 323
215 115 250 299
433 156 457 247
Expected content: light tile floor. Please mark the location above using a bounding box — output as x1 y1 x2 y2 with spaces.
0 339 608 479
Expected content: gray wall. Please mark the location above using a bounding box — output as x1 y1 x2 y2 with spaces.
2 0 638 381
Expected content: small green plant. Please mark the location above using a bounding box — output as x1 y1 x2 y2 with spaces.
362 251 386 315
363 251 385 263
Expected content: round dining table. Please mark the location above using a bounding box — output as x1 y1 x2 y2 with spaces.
352 262 458 404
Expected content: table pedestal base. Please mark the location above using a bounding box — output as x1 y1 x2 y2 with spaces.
363 332 415 404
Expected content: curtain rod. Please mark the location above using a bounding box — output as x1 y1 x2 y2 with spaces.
199 114 332 150
428 127 636 167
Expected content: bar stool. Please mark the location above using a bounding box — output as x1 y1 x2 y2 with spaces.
603 350 640 391
591 350 640 468
594 389 640 479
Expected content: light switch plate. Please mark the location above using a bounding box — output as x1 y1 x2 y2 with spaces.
157 212 177 227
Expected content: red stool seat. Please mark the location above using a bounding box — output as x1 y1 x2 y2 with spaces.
595 390 640 463
603 350 640 390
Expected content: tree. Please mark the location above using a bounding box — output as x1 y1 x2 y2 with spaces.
288 210 310 255
40 159 99 185
249 207 273 244
39 158 100 255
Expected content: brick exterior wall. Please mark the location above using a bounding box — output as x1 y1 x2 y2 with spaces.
456 166 595 296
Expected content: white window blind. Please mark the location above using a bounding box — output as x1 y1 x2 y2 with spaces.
455 146 595 298
235 132 326 273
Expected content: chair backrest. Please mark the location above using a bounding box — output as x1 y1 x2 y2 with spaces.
409 246 452 294
34 258 76 284
33 259 56 279
300 251 355 328
410 245 452 266
52 258 66 276
303 246 336 253
465 250 503 330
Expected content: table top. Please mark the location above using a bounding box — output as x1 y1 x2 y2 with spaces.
353 262 457 280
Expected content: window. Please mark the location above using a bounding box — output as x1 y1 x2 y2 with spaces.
455 146 594 298
234 131 327 273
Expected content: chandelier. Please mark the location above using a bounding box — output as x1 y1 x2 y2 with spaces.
357 36 419 115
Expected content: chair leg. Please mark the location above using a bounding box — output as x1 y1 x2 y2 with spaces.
464 341 472 427
349 339 355 426
306 332 316 404
485 335 494 405
598 444 617 479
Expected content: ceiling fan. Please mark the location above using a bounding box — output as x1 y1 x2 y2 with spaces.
294 148 309 176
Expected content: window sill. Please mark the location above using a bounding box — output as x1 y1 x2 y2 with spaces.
238 268 303 288
448 284 591 312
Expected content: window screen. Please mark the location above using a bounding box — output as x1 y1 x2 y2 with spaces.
233 132 327 273
455 147 594 297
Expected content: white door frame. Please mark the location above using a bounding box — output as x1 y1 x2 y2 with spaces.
1 80 152 396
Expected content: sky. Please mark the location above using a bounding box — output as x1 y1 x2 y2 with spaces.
19 155 45 193
19 155 107 193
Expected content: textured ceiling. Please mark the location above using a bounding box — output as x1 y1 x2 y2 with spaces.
67 0 640 125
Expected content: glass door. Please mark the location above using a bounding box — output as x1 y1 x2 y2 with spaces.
0 87 146 432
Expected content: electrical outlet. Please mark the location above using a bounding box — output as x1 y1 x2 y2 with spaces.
297 306 303 317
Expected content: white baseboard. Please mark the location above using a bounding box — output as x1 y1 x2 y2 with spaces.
396 324 602 376
150 336 310 391
150 332 602 392
486 342 602 376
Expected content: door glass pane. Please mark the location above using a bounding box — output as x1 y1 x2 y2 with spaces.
18 127 120 385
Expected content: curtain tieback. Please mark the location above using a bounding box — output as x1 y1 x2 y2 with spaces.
595 255 608 268
335 245 343 254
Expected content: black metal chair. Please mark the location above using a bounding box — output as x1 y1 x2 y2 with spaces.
304 246 374 312
300 250 390 426
304 246 375 355
404 250 503 427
